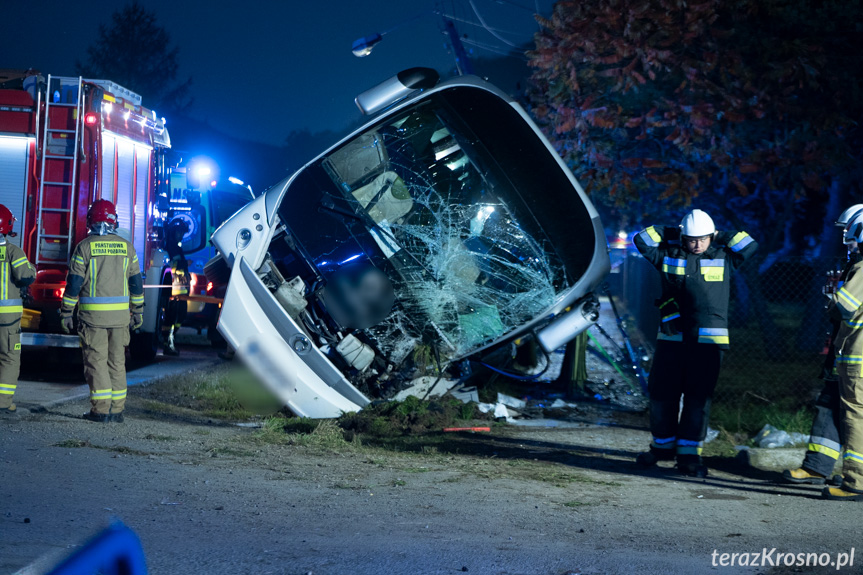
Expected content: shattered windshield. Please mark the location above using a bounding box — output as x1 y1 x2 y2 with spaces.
278 87 595 361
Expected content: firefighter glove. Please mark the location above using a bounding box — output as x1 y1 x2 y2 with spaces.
60 313 74 334
130 312 144 331
657 297 681 336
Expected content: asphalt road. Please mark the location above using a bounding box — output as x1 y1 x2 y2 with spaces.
3 327 860 575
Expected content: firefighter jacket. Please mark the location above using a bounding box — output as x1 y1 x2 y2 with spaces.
170 255 190 297
832 260 863 361
61 234 145 328
633 225 758 349
0 242 35 322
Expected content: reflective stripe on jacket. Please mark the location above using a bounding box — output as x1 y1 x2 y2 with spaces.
633 226 758 348
834 260 863 358
0 243 35 322
62 234 144 328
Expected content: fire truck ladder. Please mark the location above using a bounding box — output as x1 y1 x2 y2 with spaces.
35 75 84 265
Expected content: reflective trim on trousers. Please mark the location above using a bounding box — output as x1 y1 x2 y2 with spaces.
90 388 112 400
0 383 16 395
677 438 704 455
844 450 863 464
809 442 840 460
652 436 676 450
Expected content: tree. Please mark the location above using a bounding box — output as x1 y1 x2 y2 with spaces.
76 1 192 113
527 0 863 255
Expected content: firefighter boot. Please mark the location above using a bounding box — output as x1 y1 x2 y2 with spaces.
822 486 863 501
677 455 708 478
783 467 826 485
636 447 676 467
0 404 20 419
163 325 179 356
82 411 110 423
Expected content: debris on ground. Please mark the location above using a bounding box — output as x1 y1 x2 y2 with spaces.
752 423 808 448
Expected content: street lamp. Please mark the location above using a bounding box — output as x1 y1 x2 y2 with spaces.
351 11 474 76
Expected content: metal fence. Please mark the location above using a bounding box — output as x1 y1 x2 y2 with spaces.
611 253 843 432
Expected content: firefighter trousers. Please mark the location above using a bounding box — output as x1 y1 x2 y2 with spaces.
801 379 843 477
0 320 22 409
837 363 863 492
79 324 130 415
647 340 723 460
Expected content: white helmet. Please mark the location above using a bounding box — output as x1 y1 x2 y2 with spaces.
844 212 863 244
680 209 716 238
837 204 863 228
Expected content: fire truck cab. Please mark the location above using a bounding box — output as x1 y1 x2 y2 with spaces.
0 70 170 355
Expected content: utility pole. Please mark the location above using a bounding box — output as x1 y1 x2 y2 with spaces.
442 18 474 76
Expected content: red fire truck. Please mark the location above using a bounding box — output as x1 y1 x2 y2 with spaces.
0 70 172 358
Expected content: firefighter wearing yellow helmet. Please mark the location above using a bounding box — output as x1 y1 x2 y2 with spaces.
633 209 757 477
60 200 145 423
0 204 35 418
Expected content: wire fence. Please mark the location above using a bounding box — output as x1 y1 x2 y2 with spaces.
612 252 844 433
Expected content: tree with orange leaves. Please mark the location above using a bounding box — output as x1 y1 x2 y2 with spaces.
528 0 863 252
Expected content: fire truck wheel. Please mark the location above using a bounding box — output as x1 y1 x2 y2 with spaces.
129 330 158 362
129 274 170 361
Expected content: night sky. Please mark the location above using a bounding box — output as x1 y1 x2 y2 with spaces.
3 0 554 146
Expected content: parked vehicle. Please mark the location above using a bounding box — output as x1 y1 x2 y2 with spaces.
157 161 253 340
208 69 610 417
0 70 171 357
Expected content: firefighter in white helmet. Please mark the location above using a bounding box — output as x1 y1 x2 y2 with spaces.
633 209 758 477
60 200 145 423
784 205 863 486
823 211 863 500
0 204 35 419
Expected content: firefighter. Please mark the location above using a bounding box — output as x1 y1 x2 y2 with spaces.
784 204 863 486
0 205 35 418
633 209 758 477
60 200 145 423
162 217 190 356
823 211 863 500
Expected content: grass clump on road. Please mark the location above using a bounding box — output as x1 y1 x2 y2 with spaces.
339 395 489 437
139 364 281 421
252 418 353 450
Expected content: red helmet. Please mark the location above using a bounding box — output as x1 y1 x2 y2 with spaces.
87 199 118 228
0 204 16 236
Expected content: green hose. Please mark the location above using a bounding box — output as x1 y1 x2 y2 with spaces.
586 329 639 392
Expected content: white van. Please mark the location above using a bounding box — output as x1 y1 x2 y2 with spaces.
209 71 610 418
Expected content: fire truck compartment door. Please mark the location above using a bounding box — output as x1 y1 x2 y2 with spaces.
0 136 31 249
218 255 369 418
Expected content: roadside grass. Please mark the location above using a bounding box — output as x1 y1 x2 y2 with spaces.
137 363 281 421
711 403 815 436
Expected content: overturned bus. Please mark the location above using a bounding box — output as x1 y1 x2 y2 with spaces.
208 69 610 418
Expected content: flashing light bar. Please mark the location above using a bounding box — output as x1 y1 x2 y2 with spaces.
228 176 244 186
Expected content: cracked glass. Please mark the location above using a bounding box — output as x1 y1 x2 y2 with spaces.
274 87 596 387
